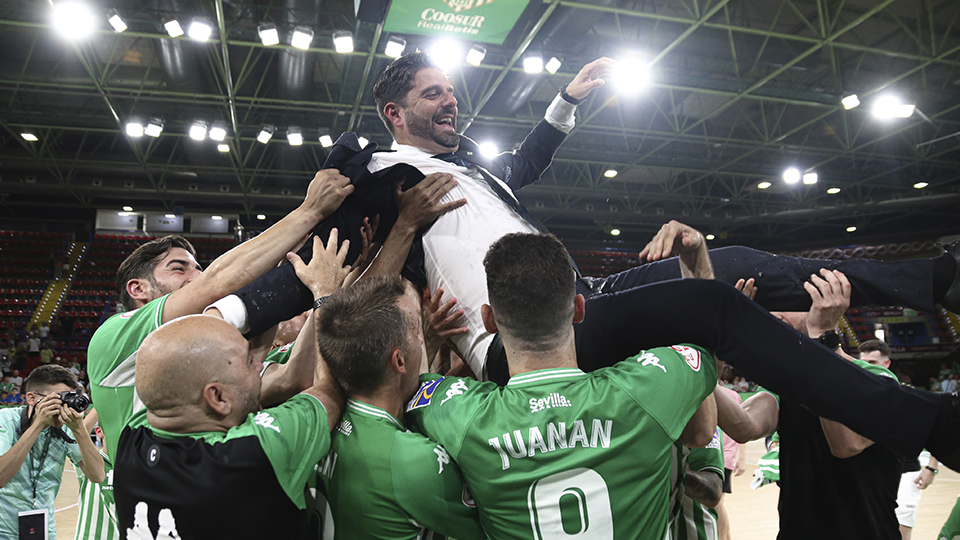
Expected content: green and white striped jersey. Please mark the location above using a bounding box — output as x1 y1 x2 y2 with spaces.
74 449 118 540
667 429 724 540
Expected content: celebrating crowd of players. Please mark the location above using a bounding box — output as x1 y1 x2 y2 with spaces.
41 52 960 539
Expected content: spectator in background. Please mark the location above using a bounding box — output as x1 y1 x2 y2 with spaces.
930 377 941 392
942 374 957 394
8 370 22 395
39 344 54 365
38 323 49 340
27 334 40 358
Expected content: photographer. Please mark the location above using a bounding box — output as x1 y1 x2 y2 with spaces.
0 365 104 539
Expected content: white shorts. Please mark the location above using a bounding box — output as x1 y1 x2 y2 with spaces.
896 470 923 528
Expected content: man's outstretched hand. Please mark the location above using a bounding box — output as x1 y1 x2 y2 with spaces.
565 57 616 100
640 220 706 262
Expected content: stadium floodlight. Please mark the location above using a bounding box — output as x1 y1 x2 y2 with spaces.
20 131 38 142
465 44 486 67
610 228 621 236
258 23 279 46
188 17 213 42
53 2 97 40
841 94 860 110
165 214 176 218
479 142 498 158
603 169 618 178
122 206 133 212
914 182 928 189
827 187 841 194
523 53 543 74
257 214 266 220
212 215 223 221
318 129 333 147
757 181 772 189
613 56 650 94
872 95 915 120
782 167 801 184
846 226 857 233
164 18 184 38
257 125 275 144
209 122 227 142
332 31 353 53
188 121 207 141
545 57 562 74
144 119 164 137
287 126 303 146
125 120 144 138
802 171 818 185
705 234 716 241
428 39 462 71
217 144 229 152
107 9 127 32
385 36 406 59
292 26 314 50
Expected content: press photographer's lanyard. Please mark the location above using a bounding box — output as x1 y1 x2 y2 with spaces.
27 431 52 507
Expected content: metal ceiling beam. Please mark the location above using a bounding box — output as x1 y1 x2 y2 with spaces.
347 23 383 132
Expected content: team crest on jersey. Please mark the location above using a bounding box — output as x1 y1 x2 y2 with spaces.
671 345 701 372
706 428 722 450
406 377 445 411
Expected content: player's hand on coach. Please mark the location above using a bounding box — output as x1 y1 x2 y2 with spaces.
395 172 467 231
288 228 352 299
640 220 706 262
303 169 355 221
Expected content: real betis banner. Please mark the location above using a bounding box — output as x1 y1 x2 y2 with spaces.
383 0 532 45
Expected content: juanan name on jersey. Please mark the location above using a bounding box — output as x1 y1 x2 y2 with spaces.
529 393 572 413
488 419 613 470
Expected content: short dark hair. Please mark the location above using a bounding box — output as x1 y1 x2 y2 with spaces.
316 276 408 395
483 233 576 350
116 235 197 310
859 339 891 358
23 365 78 394
372 51 439 134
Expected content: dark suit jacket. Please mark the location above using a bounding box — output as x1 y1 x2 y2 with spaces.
233 120 568 336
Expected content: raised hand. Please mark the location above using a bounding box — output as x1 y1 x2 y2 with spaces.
804 269 851 337
287 228 352 299
640 220 705 262
565 57 616 100
302 169 355 221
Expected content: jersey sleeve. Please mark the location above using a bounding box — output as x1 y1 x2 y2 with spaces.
392 433 486 540
686 429 725 478
403 374 486 460
263 343 294 366
610 344 718 441
253 393 332 509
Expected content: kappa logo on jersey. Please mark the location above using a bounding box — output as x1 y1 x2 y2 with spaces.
434 445 450 474
406 377 444 411
440 379 469 405
671 345 701 372
337 420 353 436
637 351 667 373
529 393 572 413
254 411 280 433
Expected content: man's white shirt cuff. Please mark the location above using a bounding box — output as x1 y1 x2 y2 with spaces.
206 294 250 334
544 94 577 134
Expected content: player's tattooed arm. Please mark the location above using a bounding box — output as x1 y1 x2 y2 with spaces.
682 470 723 508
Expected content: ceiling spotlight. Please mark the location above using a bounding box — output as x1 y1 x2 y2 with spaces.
189 121 208 141
479 142 498 158
872 95 916 120
292 26 315 50
332 30 353 53
827 187 841 194
357 136 369 147
613 57 650 94
523 52 543 74
107 9 127 33
757 181 772 189
318 130 333 147
896 104 916 118
258 23 279 46
802 171 818 185
846 226 857 233
841 94 860 110
782 167 801 184
384 36 406 59
209 122 227 142
212 215 223 221
144 119 164 137
122 206 133 212
165 214 176 218
20 131 38 142
188 17 213 42
217 144 229 152
428 39 462 71
705 234 716 241
164 18 184 38
603 169 618 178
914 181 929 189
545 56 562 74
287 126 303 146
125 119 144 138
53 2 97 40
610 228 621 236
465 44 486 67
256 214 266 220
257 125 275 144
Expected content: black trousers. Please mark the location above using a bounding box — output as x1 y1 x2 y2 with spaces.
490 277 941 458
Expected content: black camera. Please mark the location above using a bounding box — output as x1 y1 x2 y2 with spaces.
58 391 91 413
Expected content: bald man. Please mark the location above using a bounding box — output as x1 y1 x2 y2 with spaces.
113 315 342 540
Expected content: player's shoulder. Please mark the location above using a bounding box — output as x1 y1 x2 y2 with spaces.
606 344 713 379
851 359 898 381
405 375 493 414
90 296 168 346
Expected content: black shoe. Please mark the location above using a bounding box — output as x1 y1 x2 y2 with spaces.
928 391 960 472
938 240 960 314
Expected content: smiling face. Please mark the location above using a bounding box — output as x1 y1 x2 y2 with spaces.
393 68 459 154
128 247 202 307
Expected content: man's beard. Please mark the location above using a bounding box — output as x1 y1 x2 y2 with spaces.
405 107 459 149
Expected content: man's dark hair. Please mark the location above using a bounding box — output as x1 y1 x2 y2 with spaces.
859 339 891 358
116 235 197 311
316 276 408 395
23 364 78 394
483 233 576 351
372 51 439 134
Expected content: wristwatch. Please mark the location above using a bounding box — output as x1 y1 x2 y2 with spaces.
817 330 841 350
559 84 584 105
926 465 939 475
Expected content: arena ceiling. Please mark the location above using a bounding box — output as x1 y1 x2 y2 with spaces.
1 0 959 252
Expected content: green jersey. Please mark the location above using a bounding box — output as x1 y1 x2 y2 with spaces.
74 449 118 540
314 399 485 540
668 429 724 540
406 345 717 540
265 343 293 366
940 494 960 540
88 294 168 458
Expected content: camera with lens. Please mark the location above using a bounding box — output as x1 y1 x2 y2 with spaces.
58 391 91 413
